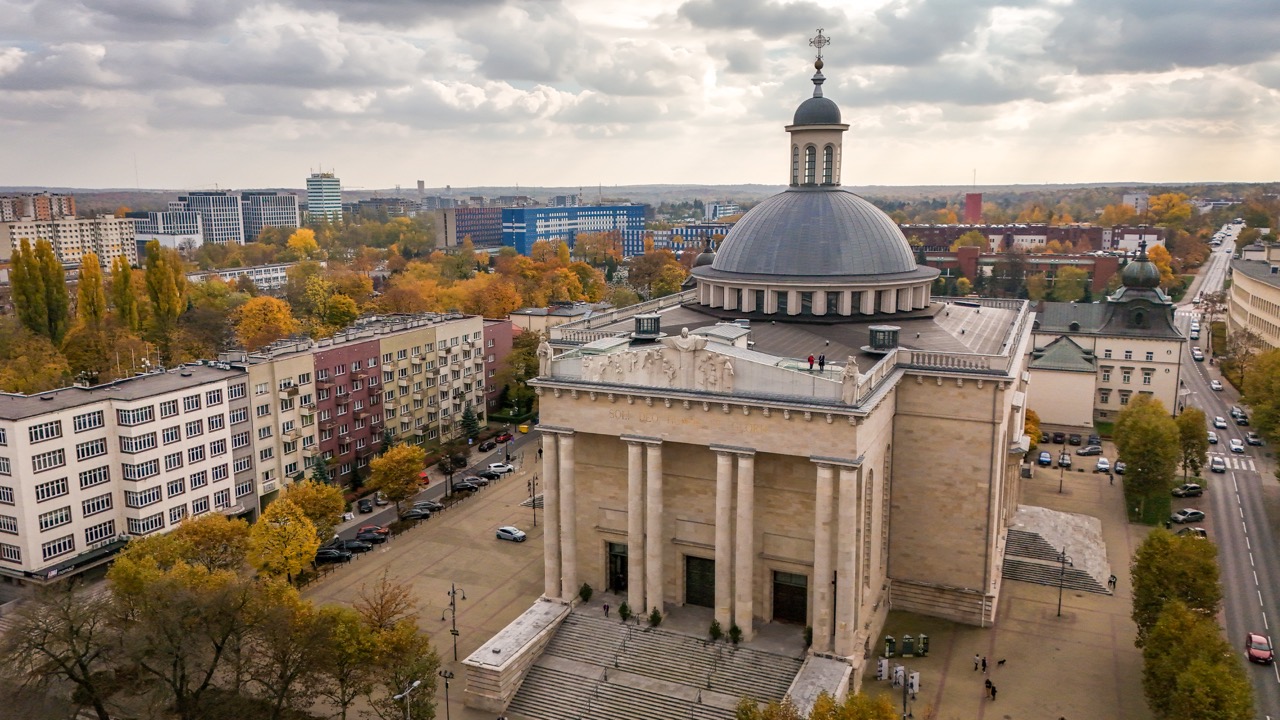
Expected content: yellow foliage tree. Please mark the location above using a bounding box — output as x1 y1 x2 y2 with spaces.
949 230 988 252
1148 193 1192 226
287 228 321 258
248 498 320 582
1099 203 1138 226
287 480 347 541
235 296 300 351
1146 244 1177 288
368 443 426 510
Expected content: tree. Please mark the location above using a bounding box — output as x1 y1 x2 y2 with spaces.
10 238 70 343
354 572 419 632
285 480 347 541
285 228 320 259
1148 193 1193 226
1143 600 1253 720
0 318 72 393
1146 244 1177 289
144 240 188 363
247 499 320 582
955 277 973 295
1099 203 1138 226
367 619 439 720
235 296 300 351
1175 407 1209 479
368 443 426 511
1131 531 1222 646
1053 266 1089 302
949 230 989 252
607 286 642 309
247 589 327 720
315 606 377 720
1025 273 1048 301
1024 409 1042 451
1114 395 1180 515
1224 327 1264 389
1244 348 1280 443
109 255 141 332
0 585 118 720
460 405 481 439
651 263 688 297
326 293 360 328
76 252 108 330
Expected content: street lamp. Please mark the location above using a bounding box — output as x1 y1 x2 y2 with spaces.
393 679 421 720
528 474 537 528
1058 456 1066 494
437 670 454 720
443 582 466 661
1057 546 1072 618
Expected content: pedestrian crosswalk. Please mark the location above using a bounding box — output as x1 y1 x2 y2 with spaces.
1209 452 1257 471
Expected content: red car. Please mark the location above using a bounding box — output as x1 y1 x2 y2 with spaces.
358 525 391 537
496 432 514 443
1246 633 1274 664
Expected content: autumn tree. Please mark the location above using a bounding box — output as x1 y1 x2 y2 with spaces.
109 255 141 332
1142 601 1253 720
1223 327 1264 389
248 499 320 582
315 605 378 720
1114 395 1179 516
1130 528 1222 647
955 277 973 295
246 589 328 720
75 252 108 330
1147 193 1193 226
1244 348 1280 443
1053 266 1089 302
368 443 426 511
143 240 188 363
1025 273 1049 301
1145 243 1177 289
354 572 419 632
286 480 347 541
949 230 989 252
326 293 360 328
1099 203 1138 226
1175 407 1209 479
235 296 300 351
10 238 70 343
0 318 72 393
285 228 321 259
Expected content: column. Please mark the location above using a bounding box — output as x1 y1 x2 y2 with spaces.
814 291 828 316
859 290 875 315
834 467 859 656
811 463 836 653
627 441 646 614
879 289 897 314
714 451 735 628
541 433 561 599
734 452 756 640
644 442 664 614
787 289 800 316
558 433 578 601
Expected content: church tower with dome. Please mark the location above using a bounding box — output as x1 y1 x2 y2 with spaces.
465 39 1046 719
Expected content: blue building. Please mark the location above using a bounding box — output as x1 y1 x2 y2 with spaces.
502 205 646 256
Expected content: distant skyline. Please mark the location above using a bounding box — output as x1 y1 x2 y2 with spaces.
2 0 1278 190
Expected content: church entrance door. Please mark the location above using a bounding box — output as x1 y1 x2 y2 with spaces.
607 543 627 593
772 571 808 624
684 555 715 608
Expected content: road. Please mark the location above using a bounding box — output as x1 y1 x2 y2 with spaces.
336 429 542 539
1177 227 1280 717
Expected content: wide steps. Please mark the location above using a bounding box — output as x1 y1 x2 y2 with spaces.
1005 529 1071 564
508 665 737 720
1002 558 1109 594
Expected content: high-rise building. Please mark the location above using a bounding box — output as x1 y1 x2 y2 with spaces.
1122 193 1150 215
306 172 343 223
241 191 301 242
131 210 204 258
0 193 76 222
704 202 741 221
437 207 504 248
964 192 983 224
1 215 137 267
171 192 245 246
502 205 647 256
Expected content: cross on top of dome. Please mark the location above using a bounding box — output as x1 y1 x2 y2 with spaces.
809 28 830 73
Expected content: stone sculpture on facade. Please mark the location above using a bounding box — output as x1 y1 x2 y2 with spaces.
537 338 553 376
841 357 863 405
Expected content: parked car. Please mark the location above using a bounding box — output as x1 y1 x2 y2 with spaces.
1208 431 1219 444
328 539 373 553
488 463 515 474
496 432 514 443
1040 431 1050 443
374 492 388 506
1114 461 1126 475
1230 438 1245 454
1052 432 1066 444
1230 406 1245 418
1247 432 1264 446
452 481 481 493
1037 451 1053 467
1236 414 1250 426
1087 434 1101 446
462 475 490 486
1210 380 1223 391
355 531 388 544
1177 527 1208 539
1170 508 1206 524
1213 417 1228 429
479 440 498 451
315 548 353 564
1058 454 1072 468
1211 456 1227 473
1192 349 1204 362
359 525 390 536
414 500 444 512
1068 433 1083 446
1076 445 1103 456
357 498 374 514
496 526 527 542
1190 331 1200 340
1095 458 1110 473
477 469 503 480
1172 483 1203 498
400 508 430 521
1246 633 1275 664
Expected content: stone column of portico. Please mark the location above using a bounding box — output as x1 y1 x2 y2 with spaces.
879 289 897 314
834 465 860 656
626 440 646 613
814 291 828 316
541 432 561 600
644 442 664 614
558 432 578 601
859 290 875 315
714 450 735 628
811 462 836 653
734 452 756 640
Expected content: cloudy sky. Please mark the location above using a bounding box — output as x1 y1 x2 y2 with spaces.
2 0 1278 191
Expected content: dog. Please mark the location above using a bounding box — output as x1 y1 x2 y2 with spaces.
997 659 1007 667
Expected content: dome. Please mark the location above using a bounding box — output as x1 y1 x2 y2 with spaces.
793 96 841 126
1122 257 1161 289
709 187 919 277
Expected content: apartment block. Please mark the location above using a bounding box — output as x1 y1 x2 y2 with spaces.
0 215 138 267
0 193 76 222
187 262 297 291
437 207 503 248
482 320 514 414
502 205 647 256
0 365 253 582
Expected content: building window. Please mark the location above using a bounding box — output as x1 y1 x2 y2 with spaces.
126 514 164 536
116 406 155 427
256 404 271 417
28 420 63 444
38 506 72 532
79 465 110 489
185 420 203 438
1142 370 1153 385
822 145 833 184
235 481 253 498
212 464 229 482
210 439 227 456
193 496 210 515
1121 371 1131 384
1144 351 1154 362
73 410 104 433
84 520 116 545
76 438 108 461
188 446 206 463
183 394 201 412
233 456 252 473
41 534 75 560
160 400 179 418
122 459 159 481
125 487 163 508
804 145 816 184
163 426 181 444
167 477 186 498
255 383 269 395
206 389 223 406
229 383 246 399
1103 349 1112 359
1123 350 1132 360
258 426 273 440
208 414 225 431
0 543 19 563
214 489 231 509
169 505 188 525
190 470 208 489
120 433 157 454
0 515 16 534
164 452 183 472
82 493 113 517
232 431 250 449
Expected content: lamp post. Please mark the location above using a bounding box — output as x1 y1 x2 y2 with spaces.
1057 547 1072 618
437 670 454 720
444 582 465 661
1058 456 1066 494
528 474 537 527
393 679 421 720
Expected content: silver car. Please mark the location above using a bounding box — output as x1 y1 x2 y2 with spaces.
496 526 527 542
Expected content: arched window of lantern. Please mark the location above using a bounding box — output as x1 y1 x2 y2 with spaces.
804 145 817 185
823 145 834 184
791 145 800 186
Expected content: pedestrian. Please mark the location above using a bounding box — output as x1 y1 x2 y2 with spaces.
990 684 997 701
603 603 610 617
981 656 987 673
984 678 992 698
1109 472 1113 486
818 354 826 371
1109 574 1118 589
974 653 980 671
808 354 815 370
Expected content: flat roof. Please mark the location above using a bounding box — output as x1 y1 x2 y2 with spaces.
0 365 246 420
1233 258 1280 290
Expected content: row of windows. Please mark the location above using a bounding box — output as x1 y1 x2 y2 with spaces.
1101 348 1157 361
125 486 163 508
28 420 62 444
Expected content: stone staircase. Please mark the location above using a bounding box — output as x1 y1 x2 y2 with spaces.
519 494 545 509
1002 528 1110 595
505 611 803 720
1005 529 1068 563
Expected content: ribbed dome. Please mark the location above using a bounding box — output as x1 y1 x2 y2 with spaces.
710 188 918 277
1122 258 1161 289
794 96 841 125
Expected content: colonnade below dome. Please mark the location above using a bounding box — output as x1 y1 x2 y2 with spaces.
695 278 933 317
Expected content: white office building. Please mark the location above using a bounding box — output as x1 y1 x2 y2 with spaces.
242 191 301 242
133 210 204 256
172 192 246 246
306 173 343 223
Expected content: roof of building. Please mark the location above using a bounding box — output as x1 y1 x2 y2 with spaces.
1231 257 1280 289
0 365 244 420
1034 299 1182 340
792 62 842 126
1029 336 1096 373
511 302 611 318
706 187 921 278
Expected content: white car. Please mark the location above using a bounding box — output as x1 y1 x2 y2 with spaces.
1230 438 1245 454
487 462 515 474
496 526 527 542
1208 431 1219 444
1213 416 1228 429
1095 458 1110 473
1210 380 1223 391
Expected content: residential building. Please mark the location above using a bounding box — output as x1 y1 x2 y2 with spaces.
306 172 343 223
922 246 1121 294
1228 243 1280 349
437 207 504 248
187 262 299 292
549 194 581 207
0 193 76 222
900 223 1165 253
1122 193 1150 215
241 191 301 242
171 192 245 246
704 202 741 221
502 205 646 256
482 319 515 414
0 365 253 582
131 210 204 257
1027 243 1185 427
646 222 733 257
1 215 137 267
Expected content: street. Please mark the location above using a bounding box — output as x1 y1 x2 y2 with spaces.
1177 230 1280 717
